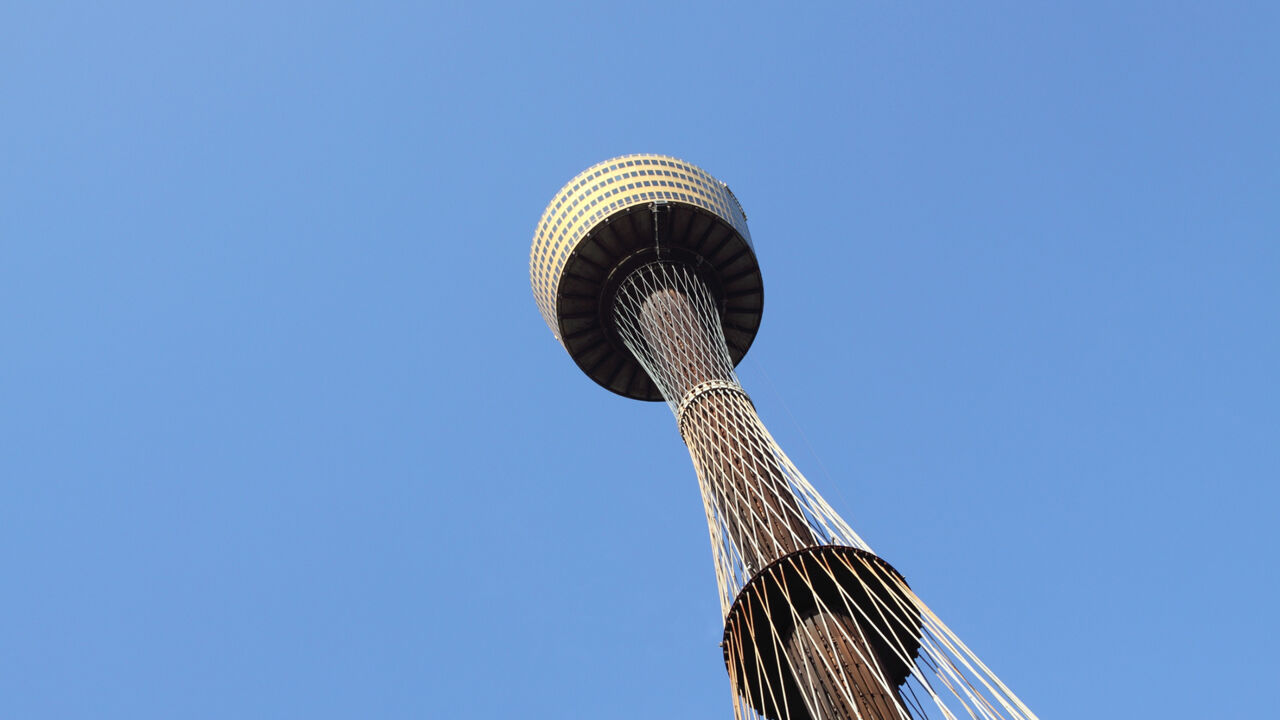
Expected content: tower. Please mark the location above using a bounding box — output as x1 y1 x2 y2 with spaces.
530 154 1037 720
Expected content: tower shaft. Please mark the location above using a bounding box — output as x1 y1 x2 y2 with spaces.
635 284 815 569
618 262 906 720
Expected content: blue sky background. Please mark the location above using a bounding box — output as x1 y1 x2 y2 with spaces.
2 3 1277 718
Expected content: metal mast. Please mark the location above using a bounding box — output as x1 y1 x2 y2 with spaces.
530 154 1037 720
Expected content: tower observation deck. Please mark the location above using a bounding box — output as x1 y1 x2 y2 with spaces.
530 154 1037 720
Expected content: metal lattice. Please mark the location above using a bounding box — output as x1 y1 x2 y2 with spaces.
614 262 1038 720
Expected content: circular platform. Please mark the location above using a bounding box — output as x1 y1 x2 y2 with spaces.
530 154 764 400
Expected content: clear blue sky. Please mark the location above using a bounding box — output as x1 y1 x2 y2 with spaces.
2 3 1276 718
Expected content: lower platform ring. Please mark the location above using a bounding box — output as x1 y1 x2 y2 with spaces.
721 545 924 720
